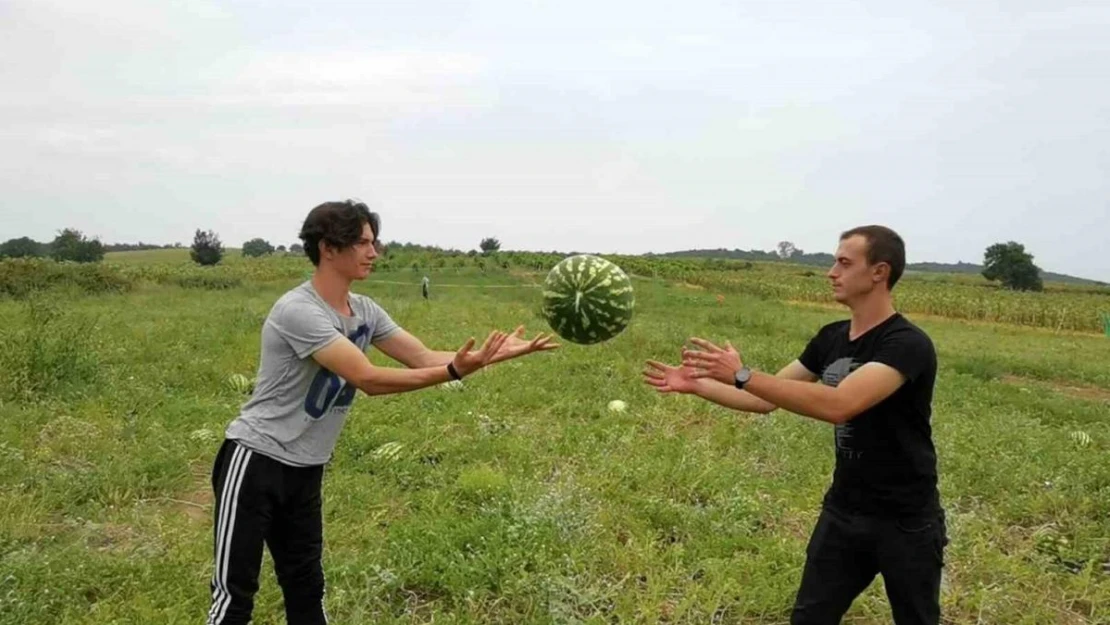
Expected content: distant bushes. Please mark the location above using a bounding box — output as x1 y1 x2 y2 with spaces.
172 274 243 290
0 257 255 299
0 258 133 298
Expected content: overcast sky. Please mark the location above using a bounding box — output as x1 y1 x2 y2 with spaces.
2 0 1108 279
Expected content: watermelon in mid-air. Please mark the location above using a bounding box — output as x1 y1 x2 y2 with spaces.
541 255 634 344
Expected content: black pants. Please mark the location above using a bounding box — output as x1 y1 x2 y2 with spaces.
206 439 328 625
791 504 948 625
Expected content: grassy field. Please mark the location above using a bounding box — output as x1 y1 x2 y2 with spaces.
1 257 1109 624
89 248 1110 334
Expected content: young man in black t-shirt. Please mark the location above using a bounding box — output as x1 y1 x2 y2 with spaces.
644 225 946 624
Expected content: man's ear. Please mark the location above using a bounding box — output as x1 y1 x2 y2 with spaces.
872 262 890 285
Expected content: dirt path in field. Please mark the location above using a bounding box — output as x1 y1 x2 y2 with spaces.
1000 375 1110 403
165 459 214 523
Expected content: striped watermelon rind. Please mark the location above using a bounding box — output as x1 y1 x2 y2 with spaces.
541 255 634 344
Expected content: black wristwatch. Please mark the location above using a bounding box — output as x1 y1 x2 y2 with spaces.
733 366 752 390
447 362 463 380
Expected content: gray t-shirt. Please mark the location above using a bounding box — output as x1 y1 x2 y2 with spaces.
225 281 400 466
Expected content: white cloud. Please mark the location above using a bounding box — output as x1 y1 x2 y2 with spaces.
36 127 120 152
606 39 655 59
670 34 716 48
196 49 492 110
234 50 487 88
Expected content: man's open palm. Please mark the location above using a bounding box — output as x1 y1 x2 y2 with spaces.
642 360 700 394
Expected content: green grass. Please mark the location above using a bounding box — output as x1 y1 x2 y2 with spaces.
1 269 1108 624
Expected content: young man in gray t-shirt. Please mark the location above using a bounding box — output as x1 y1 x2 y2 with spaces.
206 200 557 625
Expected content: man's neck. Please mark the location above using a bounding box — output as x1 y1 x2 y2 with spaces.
848 292 897 340
311 267 353 315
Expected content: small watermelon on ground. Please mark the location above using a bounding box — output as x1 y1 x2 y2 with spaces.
541 254 634 344
226 373 253 395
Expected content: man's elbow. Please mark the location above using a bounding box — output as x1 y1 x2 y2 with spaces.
351 369 389 396
825 400 860 424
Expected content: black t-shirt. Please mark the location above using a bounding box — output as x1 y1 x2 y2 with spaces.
799 312 940 518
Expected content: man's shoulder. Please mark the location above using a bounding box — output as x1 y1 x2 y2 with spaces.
267 282 324 320
350 292 388 317
815 319 850 339
871 314 937 378
802 320 848 359
885 314 935 348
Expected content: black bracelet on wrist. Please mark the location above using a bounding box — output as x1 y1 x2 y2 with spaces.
447 362 463 380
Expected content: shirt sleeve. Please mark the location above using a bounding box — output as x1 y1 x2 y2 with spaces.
798 324 831 375
267 298 343 359
365 297 401 342
871 327 934 382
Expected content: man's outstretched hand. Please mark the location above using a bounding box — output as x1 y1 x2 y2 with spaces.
489 325 560 364
642 359 701 394
452 331 510 377
682 337 745 385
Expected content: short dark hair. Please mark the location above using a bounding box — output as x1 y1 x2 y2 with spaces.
840 225 905 289
298 200 380 266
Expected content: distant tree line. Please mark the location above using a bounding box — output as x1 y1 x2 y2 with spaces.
656 240 1089 290
0 230 107 263
1 228 1079 291
0 229 305 267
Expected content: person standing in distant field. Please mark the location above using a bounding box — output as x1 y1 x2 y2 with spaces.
422 275 430 300
206 199 558 625
644 225 947 625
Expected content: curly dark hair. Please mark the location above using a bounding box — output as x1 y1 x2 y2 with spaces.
298 199 381 266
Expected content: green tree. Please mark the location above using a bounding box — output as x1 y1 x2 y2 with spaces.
776 240 799 259
0 236 45 258
982 241 1043 291
480 237 501 255
50 228 104 263
191 229 224 266
242 238 275 258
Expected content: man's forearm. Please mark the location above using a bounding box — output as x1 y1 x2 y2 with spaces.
693 379 776 414
403 350 456 368
743 372 842 423
354 364 455 396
